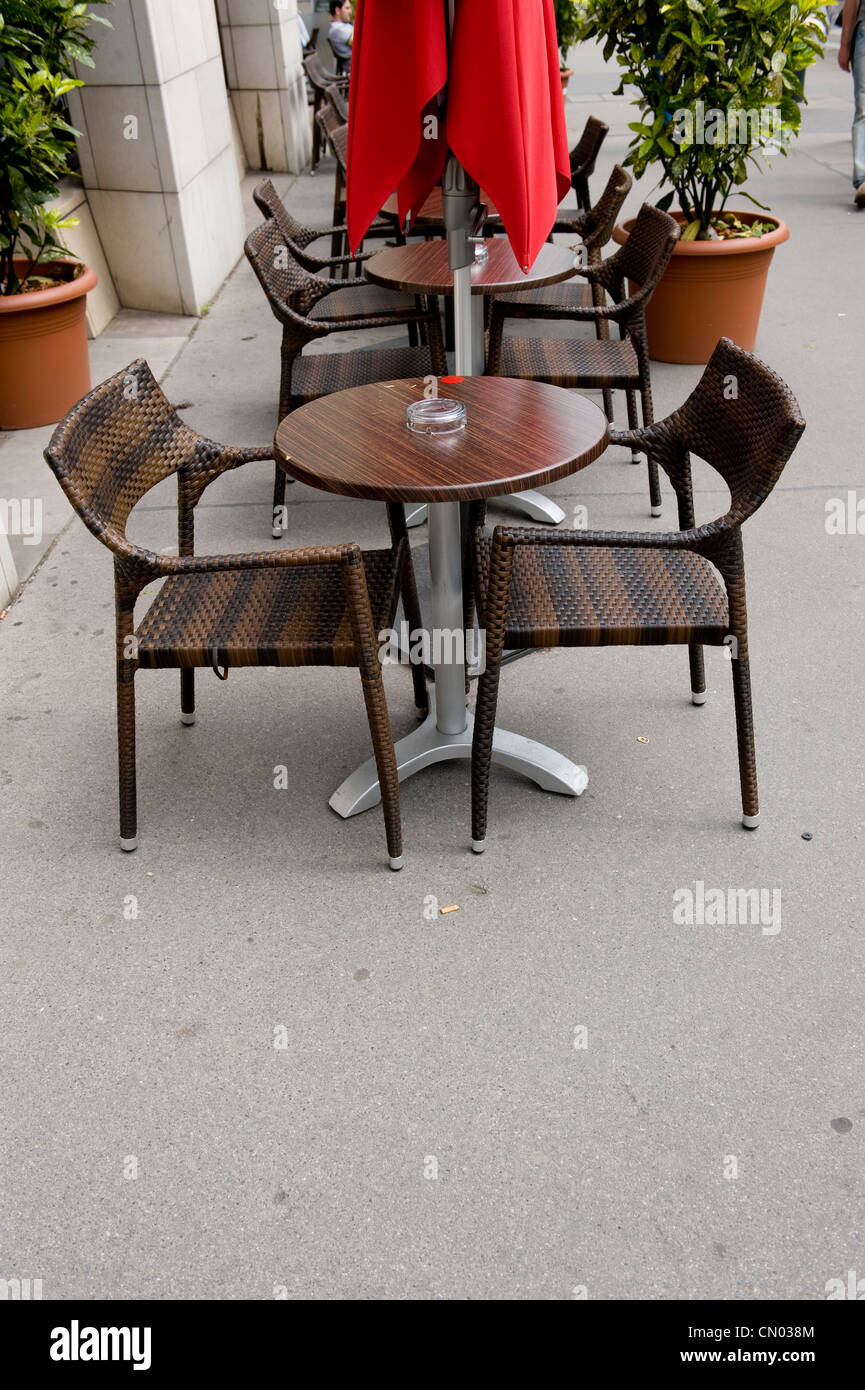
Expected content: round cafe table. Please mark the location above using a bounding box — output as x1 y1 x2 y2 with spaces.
274 375 609 819
363 238 579 526
365 237 577 301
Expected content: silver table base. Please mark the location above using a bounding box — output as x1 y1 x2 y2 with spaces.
404 489 565 530
331 499 588 831
329 690 587 821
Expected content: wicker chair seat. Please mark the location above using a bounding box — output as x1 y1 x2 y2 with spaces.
136 548 401 670
494 335 639 390
473 536 729 647
310 283 418 322
293 344 435 402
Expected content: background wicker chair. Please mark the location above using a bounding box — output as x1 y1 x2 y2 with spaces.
44 359 426 870
245 218 446 536
303 52 349 172
563 115 609 218
326 82 349 124
253 177 371 278
486 203 680 516
469 338 806 850
489 164 632 419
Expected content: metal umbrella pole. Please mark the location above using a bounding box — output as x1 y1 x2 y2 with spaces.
329 0 586 828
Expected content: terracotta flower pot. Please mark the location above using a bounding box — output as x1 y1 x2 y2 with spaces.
560 66 573 96
0 258 97 430
611 211 789 365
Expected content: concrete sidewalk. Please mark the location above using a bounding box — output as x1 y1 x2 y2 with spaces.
0 44 862 1301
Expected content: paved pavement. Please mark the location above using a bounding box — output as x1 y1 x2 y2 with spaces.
0 40 862 1301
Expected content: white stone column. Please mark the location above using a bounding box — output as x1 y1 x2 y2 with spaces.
217 0 312 174
0 525 17 611
67 0 246 317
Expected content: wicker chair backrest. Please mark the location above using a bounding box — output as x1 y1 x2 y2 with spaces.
44 360 210 554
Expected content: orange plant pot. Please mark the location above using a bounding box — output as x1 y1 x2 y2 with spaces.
0 259 97 430
611 211 789 365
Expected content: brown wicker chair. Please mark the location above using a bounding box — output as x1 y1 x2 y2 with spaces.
303 52 349 172
326 82 349 124
315 107 352 261
490 164 632 419
486 203 680 517
565 115 609 217
252 177 371 278
44 359 425 870
245 218 446 536
487 115 610 238
469 338 806 850
252 177 415 324
315 108 396 264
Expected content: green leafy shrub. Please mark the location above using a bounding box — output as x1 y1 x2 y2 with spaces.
577 0 828 238
0 1 111 294
554 0 584 68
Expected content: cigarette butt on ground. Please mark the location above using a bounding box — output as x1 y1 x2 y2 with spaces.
440 905 460 915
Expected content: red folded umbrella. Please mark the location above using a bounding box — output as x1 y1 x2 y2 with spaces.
346 0 448 254
447 0 571 270
347 0 571 271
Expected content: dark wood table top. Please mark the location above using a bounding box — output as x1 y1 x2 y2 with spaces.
364 238 578 296
381 186 498 222
274 377 609 504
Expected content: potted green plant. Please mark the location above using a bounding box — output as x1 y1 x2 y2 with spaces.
0 0 110 429
554 0 583 94
578 0 827 362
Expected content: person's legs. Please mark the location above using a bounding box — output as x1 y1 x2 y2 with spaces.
852 24 865 189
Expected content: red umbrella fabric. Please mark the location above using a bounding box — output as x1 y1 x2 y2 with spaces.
447 0 571 270
346 0 448 255
346 0 571 270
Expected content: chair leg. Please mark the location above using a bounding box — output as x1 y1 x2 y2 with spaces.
311 94 322 172
117 667 138 851
689 645 706 705
401 553 430 717
633 331 662 516
272 463 287 538
273 339 295 537
180 669 196 725
385 505 429 715
625 388 641 465
471 658 502 852
357 663 404 868
642 385 663 517
344 551 404 868
731 653 760 828
590 280 614 419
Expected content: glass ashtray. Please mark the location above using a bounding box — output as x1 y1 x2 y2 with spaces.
406 398 466 436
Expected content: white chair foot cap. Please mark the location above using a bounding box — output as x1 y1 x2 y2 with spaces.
181 711 196 725
691 690 707 705
742 812 761 830
389 855 404 871
651 504 663 517
472 838 486 854
120 836 138 852
271 527 283 539
630 454 641 465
